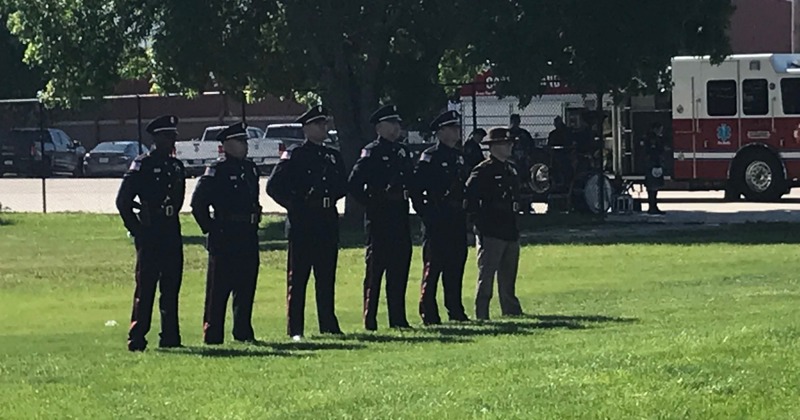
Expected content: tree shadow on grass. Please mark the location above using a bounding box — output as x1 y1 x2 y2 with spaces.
529 314 639 324
157 345 301 359
320 332 471 345
427 319 586 337
251 340 368 352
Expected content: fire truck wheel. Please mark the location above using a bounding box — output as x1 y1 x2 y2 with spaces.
731 149 785 202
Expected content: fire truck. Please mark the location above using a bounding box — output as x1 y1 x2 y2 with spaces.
459 54 800 211
615 53 800 202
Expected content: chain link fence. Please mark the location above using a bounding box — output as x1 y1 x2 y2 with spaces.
0 92 305 213
1 80 617 214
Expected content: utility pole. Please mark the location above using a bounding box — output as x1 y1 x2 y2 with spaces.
794 0 800 53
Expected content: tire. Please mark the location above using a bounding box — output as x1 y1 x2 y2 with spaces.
731 149 785 202
72 163 84 178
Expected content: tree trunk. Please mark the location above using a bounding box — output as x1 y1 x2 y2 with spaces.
323 67 379 222
595 91 606 218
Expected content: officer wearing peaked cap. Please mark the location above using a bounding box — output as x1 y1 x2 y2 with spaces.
465 127 524 320
348 104 414 330
116 114 186 351
191 121 263 345
267 105 346 340
411 110 471 325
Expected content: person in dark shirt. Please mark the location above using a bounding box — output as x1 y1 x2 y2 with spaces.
348 104 414 331
116 115 185 352
411 110 471 325
462 128 486 170
465 127 524 321
643 122 668 215
191 122 262 345
266 105 346 340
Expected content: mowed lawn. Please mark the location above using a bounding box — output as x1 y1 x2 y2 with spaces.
1 213 799 419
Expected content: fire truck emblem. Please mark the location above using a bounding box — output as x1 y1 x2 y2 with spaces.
716 124 732 145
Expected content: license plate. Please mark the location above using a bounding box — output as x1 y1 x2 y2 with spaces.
3 160 12 165
99 157 109 163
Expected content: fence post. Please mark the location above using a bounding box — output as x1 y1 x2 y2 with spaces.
241 91 247 124
471 83 478 132
38 101 47 214
136 95 143 153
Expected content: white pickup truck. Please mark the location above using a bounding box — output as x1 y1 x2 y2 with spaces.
175 125 283 176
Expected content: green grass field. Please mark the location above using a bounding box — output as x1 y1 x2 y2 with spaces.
1 213 799 419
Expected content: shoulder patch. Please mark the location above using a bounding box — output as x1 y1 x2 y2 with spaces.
361 148 371 158
420 152 432 163
204 166 216 177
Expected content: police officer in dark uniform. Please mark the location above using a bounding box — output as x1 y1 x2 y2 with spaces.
348 104 413 331
643 122 667 215
465 127 524 320
266 106 345 340
191 122 262 344
463 128 486 171
116 115 185 352
411 110 471 325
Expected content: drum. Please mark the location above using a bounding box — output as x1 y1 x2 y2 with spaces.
571 171 613 214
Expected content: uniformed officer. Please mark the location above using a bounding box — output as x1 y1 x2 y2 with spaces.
643 122 667 215
348 104 413 330
191 122 262 344
266 106 345 340
116 115 186 351
411 110 471 325
465 127 524 320
463 128 486 170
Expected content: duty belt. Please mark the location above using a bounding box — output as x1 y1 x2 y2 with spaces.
307 197 333 209
385 190 409 201
221 213 260 224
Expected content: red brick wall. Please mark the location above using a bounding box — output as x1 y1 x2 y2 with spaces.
729 0 792 53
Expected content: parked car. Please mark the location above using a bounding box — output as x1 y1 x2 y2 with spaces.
83 141 143 177
175 125 281 176
0 128 86 177
263 123 305 149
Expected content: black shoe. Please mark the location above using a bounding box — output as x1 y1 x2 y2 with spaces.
647 208 666 215
449 314 471 322
390 323 413 330
158 342 184 349
422 318 442 326
204 339 223 345
128 341 147 352
234 337 258 344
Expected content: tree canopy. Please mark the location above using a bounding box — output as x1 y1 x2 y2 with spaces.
4 0 735 202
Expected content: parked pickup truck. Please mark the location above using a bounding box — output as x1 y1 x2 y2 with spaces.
175 125 283 176
263 123 340 150
0 128 86 177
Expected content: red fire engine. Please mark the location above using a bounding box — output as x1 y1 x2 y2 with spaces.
617 53 800 202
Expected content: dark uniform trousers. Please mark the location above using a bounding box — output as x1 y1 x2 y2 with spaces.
203 249 259 344
129 230 183 348
363 219 412 330
191 156 262 344
287 232 340 336
419 228 468 324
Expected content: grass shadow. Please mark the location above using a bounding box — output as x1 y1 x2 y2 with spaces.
252 340 367 352
428 320 586 337
157 345 301 359
529 314 639 324
326 332 471 345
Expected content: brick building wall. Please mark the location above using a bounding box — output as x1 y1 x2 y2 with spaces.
729 0 792 53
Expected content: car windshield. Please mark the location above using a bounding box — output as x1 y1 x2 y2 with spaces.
266 126 304 139
92 142 134 152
